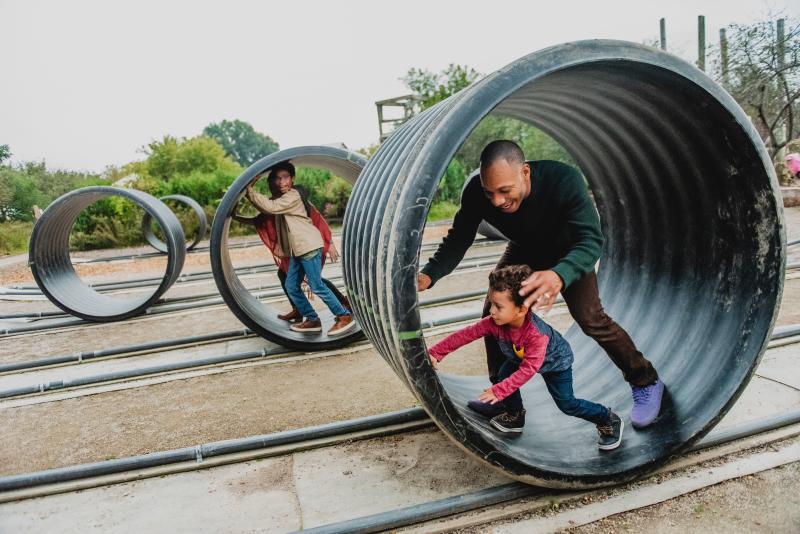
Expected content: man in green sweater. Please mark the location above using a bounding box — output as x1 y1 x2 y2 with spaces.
418 140 664 428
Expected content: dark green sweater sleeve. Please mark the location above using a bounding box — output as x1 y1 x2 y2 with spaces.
550 167 604 288
420 184 482 288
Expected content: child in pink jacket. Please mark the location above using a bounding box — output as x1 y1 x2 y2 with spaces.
428 265 623 450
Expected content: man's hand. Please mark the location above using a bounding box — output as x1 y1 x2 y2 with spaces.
478 387 500 405
428 354 439 370
328 242 340 263
417 272 432 292
519 270 563 314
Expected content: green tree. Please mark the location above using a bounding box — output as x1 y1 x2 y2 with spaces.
203 119 279 167
294 167 353 218
0 145 10 165
0 167 47 222
402 64 575 204
403 64 481 110
0 162 99 222
128 135 241 183
457 116 575 171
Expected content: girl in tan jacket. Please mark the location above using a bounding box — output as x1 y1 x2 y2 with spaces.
245 162 356 337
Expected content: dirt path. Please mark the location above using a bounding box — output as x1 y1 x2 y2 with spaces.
566 459 800 533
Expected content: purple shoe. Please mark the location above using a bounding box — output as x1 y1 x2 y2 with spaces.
467 399 505 418
631 379 665 428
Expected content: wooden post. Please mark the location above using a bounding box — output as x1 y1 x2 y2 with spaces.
698 15 706 71
777 18 786 145
660 18 667 50
720 28 729 86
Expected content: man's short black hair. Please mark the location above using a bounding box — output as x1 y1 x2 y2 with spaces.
480 140 525 168
267 161 296 182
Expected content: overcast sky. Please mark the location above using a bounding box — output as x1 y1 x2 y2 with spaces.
1 0 797 173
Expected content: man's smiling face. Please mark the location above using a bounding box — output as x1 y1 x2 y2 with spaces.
479 159 531 214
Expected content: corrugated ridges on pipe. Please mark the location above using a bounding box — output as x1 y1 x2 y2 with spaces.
210 145 367 351
29 186 186 322
342 40 785 487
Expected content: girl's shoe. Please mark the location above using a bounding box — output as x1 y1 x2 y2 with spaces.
290 319 322 333
278 308 302 323
597 411 624 450
490 410 526 433
467 399 505 417
328 314 356 336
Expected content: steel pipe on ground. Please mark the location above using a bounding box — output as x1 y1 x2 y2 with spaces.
142 194 207 252
298 409 800 534
342 40 785 488
211 145 367 351
28 187 186 322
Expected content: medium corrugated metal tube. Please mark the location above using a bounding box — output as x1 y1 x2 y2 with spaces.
141 194 207 252
28 186 186 321
342 40 785 488
210 145 367 350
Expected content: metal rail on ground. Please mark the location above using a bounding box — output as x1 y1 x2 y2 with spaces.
2 234 499 295
0 291 500 399
295 409 800 534
1 404 798 508
0 251 503 336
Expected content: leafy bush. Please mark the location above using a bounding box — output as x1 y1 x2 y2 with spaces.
294 168 353 217
153 169 237 208
0 221 33 256
0 167 48 222
427 201 459 221
70 194 148 250
437 158 467 204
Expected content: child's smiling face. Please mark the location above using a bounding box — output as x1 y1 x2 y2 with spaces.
488 289 528 326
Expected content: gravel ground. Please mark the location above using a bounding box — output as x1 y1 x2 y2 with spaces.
0 211 797 529
567 460 800 533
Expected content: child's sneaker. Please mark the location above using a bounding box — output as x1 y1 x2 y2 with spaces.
597 410 624 450
290 319 322 333
467 399 505 418
490 410 526 433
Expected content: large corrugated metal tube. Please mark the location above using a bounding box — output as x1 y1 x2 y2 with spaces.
210 145 367 350
342 40 785 488
28 186 186 321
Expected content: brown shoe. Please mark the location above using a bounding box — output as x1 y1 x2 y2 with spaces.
328 314 357 337
278 308 302 323
290 318 322 333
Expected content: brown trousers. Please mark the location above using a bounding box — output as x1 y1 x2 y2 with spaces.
483 245 659 387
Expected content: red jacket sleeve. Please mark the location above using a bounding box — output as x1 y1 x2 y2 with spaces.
428 317 497 361
311 207 333 245
491 329 549 401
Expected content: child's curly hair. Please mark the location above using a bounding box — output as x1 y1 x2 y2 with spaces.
488 265 532 307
